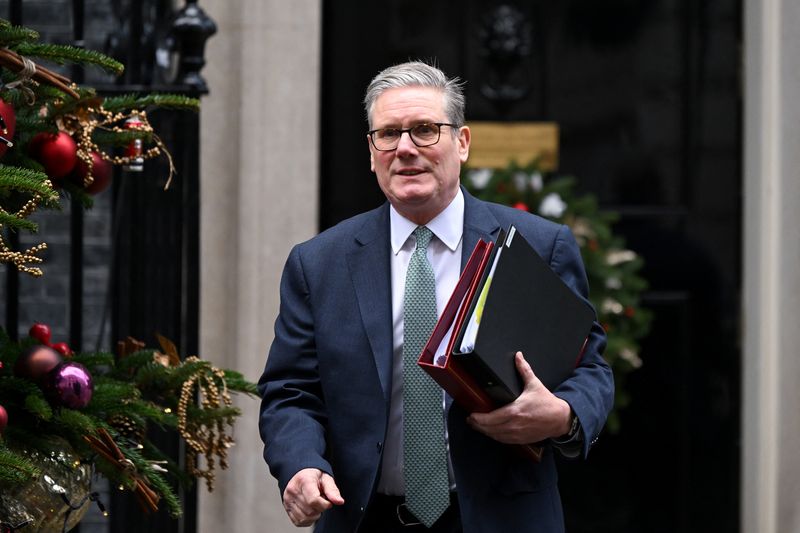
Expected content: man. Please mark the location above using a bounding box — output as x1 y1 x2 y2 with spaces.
258 61 614 532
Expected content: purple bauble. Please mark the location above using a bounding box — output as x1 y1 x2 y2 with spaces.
46 361 93 409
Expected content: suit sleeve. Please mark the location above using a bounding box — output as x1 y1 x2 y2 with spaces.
548 224 614 458
257 245 332 494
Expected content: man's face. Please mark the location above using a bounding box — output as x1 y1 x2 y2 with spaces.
368 86 470 224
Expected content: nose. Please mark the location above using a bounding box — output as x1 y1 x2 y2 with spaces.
395 130 418 156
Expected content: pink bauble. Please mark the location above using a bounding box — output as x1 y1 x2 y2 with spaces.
14 345 63 382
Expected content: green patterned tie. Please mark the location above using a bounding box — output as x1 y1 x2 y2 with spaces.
403 226 450 527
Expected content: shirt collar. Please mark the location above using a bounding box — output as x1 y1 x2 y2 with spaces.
390 188 464 254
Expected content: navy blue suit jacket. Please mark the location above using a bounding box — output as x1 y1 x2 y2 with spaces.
258 189 614 532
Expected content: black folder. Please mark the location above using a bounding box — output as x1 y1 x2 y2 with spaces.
452 225 594 406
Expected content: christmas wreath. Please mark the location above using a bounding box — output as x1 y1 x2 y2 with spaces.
465 161 652 432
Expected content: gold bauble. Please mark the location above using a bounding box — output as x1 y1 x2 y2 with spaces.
0 439 92 532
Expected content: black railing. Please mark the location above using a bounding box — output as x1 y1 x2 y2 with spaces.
2 1 215 532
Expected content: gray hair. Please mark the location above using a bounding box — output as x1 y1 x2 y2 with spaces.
363 61 466 129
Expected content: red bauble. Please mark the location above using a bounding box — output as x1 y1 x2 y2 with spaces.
512 201 529 211
30 131 78 179
0 98 16 158
51 342 74 358
72 151 112 195
29 322 53 345
0 405 7 433
14 345 64 382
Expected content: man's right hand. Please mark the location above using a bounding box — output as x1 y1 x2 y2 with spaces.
283 468 345 527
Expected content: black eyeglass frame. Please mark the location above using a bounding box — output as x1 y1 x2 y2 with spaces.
367 122 459 151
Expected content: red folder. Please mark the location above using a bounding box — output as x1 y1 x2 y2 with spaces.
418 237 544 462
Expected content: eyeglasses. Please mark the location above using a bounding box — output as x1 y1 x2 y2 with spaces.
367 122 458 151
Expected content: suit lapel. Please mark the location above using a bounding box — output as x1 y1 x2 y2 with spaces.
461 188 502 269
347 204 394 400
346 191 502 405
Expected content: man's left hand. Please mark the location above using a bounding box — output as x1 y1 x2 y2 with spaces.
467 352 572 444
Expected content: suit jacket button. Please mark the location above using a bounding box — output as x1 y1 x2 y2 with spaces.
376 442 383 452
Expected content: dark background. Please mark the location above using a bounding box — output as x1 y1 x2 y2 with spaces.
321 1 742 531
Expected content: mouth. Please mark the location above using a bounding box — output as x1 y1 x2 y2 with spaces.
395 167 426 177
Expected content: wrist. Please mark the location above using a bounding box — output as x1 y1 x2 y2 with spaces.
555 399 574 437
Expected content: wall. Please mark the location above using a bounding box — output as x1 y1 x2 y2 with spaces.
198 1 321 532
742 0 800 531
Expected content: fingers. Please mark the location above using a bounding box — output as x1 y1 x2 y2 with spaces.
468 352 537 428
465 352 553 444
283 468 344 527
469 406 513 427
320 473 345 505
514 351 536 385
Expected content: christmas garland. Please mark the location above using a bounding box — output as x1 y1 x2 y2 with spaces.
0 324 258 530
0 19 252 532
465 161 652 432
0 18 199 277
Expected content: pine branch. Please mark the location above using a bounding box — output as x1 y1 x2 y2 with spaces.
13 114 58 135
0 165 58 200
24 393 53 420
140 439 191 486
0 20 39 47
15 42 124 75
0 375 42 401
103 93 200 113
145 469 183 517
71 351 116 370
88 379 142 406
116 440 183 517
114 350 158 374
0 152 52 185
92 128 153 147
0 445 40 486
133 361 177 390
53 408 98 437
185 404 241 425
41 90 101 118
223 370 259 396
2 425 71 457
120 401 176 429
0 210 38 232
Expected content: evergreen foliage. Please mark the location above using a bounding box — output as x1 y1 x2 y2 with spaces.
0 18 200 276
14 42 124 75
465 160 653 432
0 19 253 521
0 330 258 514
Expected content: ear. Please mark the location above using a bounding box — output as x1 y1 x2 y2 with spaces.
367 135 376 172
457 126 471 164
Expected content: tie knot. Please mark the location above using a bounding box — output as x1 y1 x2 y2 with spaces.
413 226 433 251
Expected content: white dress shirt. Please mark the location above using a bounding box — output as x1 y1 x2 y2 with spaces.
376 189 464 496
